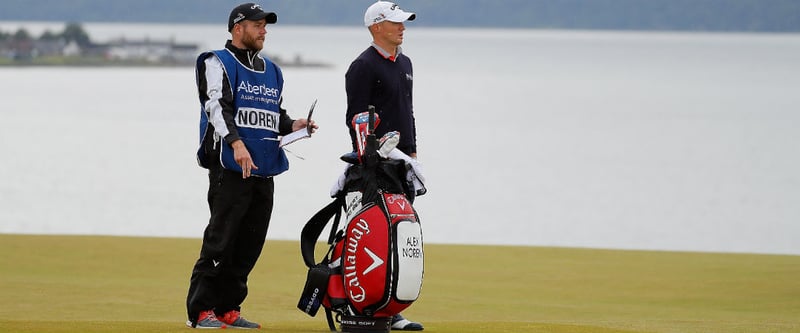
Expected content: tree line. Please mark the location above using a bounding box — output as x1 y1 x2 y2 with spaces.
1 23 92 47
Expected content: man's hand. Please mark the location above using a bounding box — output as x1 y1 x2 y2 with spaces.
292 118 318 133
231 140 258 178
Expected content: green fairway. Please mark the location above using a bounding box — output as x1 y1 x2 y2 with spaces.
0 234 798 333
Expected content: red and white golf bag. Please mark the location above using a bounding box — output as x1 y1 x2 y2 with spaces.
298 107 424 332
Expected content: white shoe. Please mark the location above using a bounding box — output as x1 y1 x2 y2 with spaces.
391 313 423 331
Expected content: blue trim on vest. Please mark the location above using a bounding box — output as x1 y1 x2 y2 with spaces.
196 49 289 177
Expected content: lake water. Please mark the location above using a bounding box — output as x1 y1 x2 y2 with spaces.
1 22 799 255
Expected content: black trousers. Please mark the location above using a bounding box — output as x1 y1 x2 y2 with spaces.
186 161 275 323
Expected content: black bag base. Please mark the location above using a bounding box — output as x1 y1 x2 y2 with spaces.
339 315 391 333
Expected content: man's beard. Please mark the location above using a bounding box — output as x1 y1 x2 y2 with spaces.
242 34 263 50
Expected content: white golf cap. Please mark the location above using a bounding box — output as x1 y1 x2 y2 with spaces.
364 1 416 27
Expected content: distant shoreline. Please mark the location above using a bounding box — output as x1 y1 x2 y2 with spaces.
0 22 333 68
0 56 333 68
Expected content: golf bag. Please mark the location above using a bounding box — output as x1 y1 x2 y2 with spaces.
298 107 424 332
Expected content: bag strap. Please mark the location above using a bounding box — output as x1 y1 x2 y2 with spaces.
326 309 336 331
300 195 344 268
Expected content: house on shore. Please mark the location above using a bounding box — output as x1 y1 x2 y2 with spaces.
0 36 198 65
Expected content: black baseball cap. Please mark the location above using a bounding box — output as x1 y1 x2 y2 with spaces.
228 3 278 31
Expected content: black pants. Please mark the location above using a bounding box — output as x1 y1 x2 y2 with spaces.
186 162 275 323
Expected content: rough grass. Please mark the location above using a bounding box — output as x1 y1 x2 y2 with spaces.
0 234 798 333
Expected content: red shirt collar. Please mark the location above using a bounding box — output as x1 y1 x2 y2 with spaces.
371 43 402 62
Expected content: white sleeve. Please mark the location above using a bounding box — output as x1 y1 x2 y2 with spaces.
203 55 230 139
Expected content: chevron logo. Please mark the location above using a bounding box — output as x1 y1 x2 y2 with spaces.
362 247 384 275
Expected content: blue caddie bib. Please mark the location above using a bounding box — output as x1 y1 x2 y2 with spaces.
196 49 289 177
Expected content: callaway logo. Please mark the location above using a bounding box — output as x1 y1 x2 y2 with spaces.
372 4 405 23
385 194 407 210
212 260 220 267
362 247 385 275
233 5 263 25
343 218 380 303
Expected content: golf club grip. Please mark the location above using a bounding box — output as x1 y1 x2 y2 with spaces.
367 105 375 133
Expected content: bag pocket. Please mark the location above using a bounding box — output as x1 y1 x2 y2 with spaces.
297 263 331 317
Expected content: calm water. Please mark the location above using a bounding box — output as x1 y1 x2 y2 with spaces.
1 22 799 255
